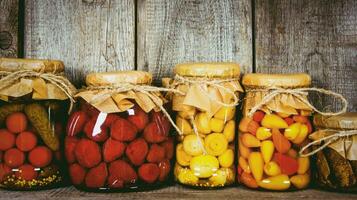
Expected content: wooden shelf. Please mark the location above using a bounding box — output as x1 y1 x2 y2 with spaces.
1 186 356 200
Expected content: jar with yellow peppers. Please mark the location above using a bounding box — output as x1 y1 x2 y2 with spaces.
0 58 76 190
165 62 243 188
238 73 314 191
302 113 357 192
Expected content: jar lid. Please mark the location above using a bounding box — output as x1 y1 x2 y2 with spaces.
0 58 64 73
314 113 357 130
174 62 240 78
85 71 152 86
242 73 311 88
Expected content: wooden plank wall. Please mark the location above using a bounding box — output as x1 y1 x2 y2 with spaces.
0 0 19 57
0 0 356 111
24 0 135 85
255 0 357 111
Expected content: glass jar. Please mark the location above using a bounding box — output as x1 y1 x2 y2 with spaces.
0 58 75 190
310 113 357 192
169 62 243 188
238 73 313 191
65 71 174 192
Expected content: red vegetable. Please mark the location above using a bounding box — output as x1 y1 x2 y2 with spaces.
274 153 298 175
138 163 160 183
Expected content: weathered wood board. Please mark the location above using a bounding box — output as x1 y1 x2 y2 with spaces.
255 0 357 111
0 0 19 57
0 186 357 200
137 0 253 83
24 0 135 85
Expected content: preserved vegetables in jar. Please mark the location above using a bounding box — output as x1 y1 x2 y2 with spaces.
238 73 313 191
166 62 243 188
0 58 76 190
65 71 174 192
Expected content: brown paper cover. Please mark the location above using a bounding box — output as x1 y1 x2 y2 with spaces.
76 71 166 114
170 63 243 116
242 73 312 116
0 58 70 101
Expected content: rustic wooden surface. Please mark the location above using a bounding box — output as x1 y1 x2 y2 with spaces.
255 0 357 111
0 186 357 200
0 0 19 57
24 0 135 85
137 0 253 83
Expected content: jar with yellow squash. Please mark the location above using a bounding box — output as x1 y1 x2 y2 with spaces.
238 73 313 191
0 58 76 190
166 62 243 188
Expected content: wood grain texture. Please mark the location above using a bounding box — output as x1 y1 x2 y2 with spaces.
24 0 135 85
0 0 19 57
137 0 252 83
255 0 357 111
0 186 357 200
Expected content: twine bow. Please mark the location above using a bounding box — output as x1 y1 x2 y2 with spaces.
246 87 348 117
172 74 240 107
84 83 185 136
0 70 77 112
299 129 357 157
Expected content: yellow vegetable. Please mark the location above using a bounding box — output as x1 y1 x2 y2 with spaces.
209 169 227 186
258 175 291 190
297 157 310 175
178 108 197 119
290 174 310 189
292 124 308 144
276 112 291 118
214 106 235 121
209 118 225 133
218 149 234 168
284 122 301 140
174 163 183 177
260 140 274 163
183 135 204 156
195 112 211 134
241 133 261 147
223 120 235 142
221 167 235 184
176 116 193 135
248 152 264 181
238 136 251 159
190 155 219 178
239 117 252 132
261 114 288 129
204 133 228 156
239 156 251 173
177 168 199 185
264 161 281 176
176 143 192 166
256 127 272 140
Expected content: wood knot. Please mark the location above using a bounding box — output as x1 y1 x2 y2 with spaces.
0 31 13 50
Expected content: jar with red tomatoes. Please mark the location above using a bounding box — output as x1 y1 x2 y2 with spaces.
0 58 76 190
65 71 174 192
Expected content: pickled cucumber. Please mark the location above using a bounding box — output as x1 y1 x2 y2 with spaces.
24 103 59 151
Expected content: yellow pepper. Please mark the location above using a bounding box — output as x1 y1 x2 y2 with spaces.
261 114 288 129
248 152 264 181
284 122 301 140
258 174 291 190
260 140 274 163
263 161 281 176
256 127 272 140
290 174 310 189
241 133 261 148
297 157 310 174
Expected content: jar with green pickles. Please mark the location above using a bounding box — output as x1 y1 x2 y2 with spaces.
167 62 243 188
238 73 313 191
0 58 76 190
309 113 357 192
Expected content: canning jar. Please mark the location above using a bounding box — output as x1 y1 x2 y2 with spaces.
238 73 313 191
0 58 76 190
166 62 243 188
306 113 357 192
65 71 174 192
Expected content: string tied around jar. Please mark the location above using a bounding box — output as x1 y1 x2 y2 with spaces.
0 69 77 113
246 87 348 118
299 129 357 157
83 83 186 136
